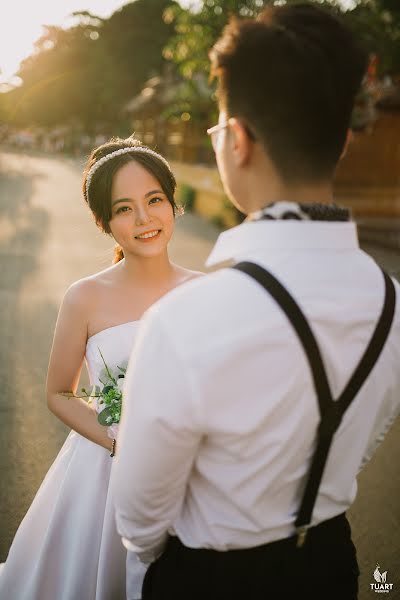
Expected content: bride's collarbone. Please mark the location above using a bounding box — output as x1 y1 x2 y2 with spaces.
87 294 166 338
86 268 203 338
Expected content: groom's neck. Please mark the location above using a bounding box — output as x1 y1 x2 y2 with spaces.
237 166 334 215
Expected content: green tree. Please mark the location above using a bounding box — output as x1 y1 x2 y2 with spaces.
164 0 264 81
346 0 400 74
101 0 175 100
3 0 176 129
9 20 107 128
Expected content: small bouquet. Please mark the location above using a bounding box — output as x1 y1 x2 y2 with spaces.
62 348 126 434
84 348 127 427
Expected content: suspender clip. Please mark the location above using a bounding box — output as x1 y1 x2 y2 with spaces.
296 526 308 548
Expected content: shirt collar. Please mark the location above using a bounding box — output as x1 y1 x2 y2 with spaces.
205 220 359 268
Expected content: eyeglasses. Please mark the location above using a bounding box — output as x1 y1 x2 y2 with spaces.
206 121 229 149
206 119 257 150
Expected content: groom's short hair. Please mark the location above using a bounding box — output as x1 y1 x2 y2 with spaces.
210 3 367 184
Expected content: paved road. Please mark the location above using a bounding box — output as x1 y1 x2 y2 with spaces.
0 150 399 598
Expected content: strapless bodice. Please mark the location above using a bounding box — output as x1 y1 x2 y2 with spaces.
85 321 140 388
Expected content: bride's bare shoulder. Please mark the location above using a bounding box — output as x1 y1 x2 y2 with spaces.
63 263 121 306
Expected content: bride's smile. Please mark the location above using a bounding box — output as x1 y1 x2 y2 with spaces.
134 229 162 242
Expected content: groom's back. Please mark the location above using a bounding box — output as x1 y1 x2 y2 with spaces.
153 220 400 548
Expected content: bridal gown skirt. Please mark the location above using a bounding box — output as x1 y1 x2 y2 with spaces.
0 429 147 600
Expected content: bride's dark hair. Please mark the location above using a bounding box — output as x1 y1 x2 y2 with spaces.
83 137 179 263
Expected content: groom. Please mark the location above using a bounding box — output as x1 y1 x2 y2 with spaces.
113 4 400 599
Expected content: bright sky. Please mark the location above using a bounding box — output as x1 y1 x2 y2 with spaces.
0 1 128 82
0 0 356 84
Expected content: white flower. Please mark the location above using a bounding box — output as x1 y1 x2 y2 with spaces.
117 377 124 391
107 423 119 440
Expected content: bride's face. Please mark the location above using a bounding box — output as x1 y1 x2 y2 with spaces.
109 160 175 258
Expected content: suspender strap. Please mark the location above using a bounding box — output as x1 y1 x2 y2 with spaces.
232 261 396 546
295 268 396 536
233 262 334 414
335 270 396 412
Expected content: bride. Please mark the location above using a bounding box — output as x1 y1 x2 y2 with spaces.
0 137 202 599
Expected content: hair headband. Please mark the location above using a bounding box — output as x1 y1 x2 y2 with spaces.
85 146 171 201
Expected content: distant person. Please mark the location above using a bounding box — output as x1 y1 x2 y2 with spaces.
112 5 400 600
0 137 202 600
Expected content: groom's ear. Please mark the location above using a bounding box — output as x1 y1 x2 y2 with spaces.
228 118 253 168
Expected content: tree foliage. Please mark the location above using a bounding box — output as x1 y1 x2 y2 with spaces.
3 0 175 129
165 0 400 80
346 0 400 74
1 0 399 130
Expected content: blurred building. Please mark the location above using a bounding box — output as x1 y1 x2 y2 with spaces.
335 83 400 217
334 78 400 249
124 70 214 165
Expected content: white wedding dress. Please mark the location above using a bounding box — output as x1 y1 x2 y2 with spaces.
0 321 146 600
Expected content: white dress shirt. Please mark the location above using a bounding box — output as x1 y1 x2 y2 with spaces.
113 220 400 563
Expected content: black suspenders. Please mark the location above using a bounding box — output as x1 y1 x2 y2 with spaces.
232 261 396 547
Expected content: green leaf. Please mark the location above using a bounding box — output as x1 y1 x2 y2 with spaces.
97 407 114 426
97 347 117 384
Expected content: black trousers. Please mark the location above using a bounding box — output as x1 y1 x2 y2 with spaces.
142 513 359 600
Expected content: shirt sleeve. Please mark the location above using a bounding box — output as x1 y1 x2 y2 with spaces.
359 387 400 472
359 278 400 471
112 306 203 563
